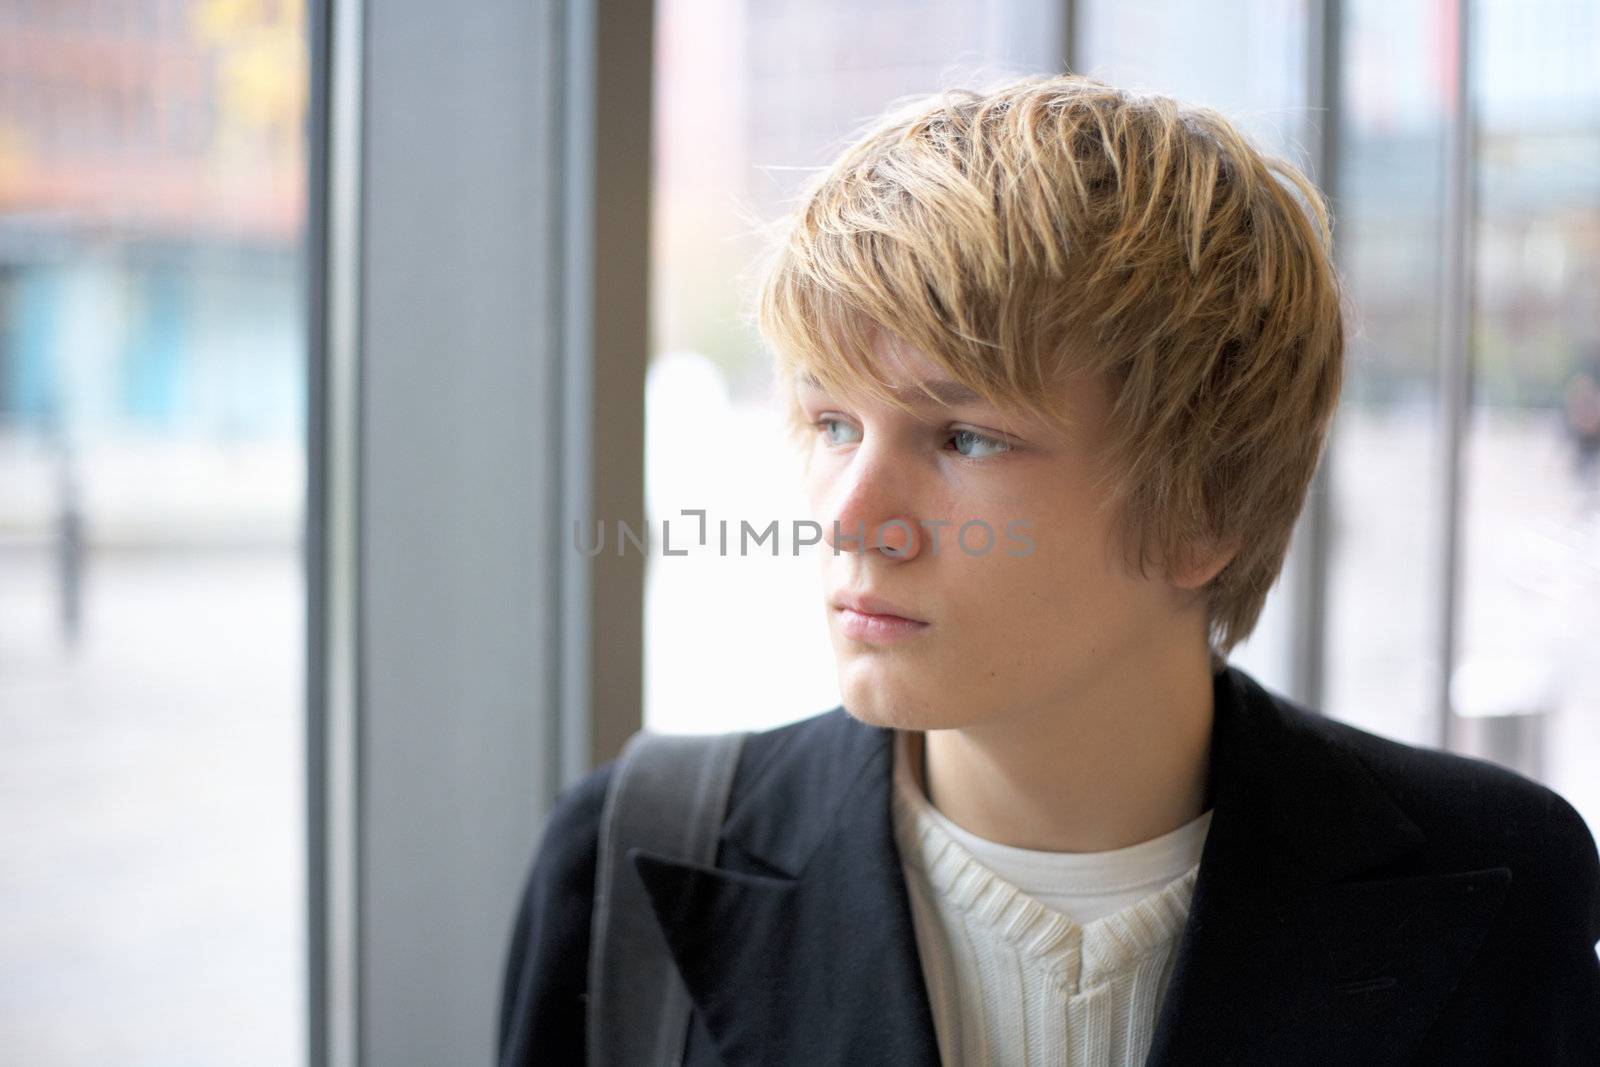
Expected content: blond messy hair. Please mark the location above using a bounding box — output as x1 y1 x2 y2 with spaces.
749 72 1345 665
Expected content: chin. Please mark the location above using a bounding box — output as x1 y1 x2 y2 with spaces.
836 666 979 732
843 702 980 734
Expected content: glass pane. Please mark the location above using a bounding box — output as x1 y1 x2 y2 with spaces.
1075 0 1312 692
0 2 309 1063
1322 0 1450 745
1456 0 1600 829
648 0 1065 733
1077 0 1311 159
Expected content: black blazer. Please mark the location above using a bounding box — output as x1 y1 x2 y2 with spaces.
498 665 1600 1065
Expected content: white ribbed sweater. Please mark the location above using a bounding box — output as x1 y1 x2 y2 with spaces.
890 728 1212 1066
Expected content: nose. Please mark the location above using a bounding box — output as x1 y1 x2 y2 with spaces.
818 440 925 560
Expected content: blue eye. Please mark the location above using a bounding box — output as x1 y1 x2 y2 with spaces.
950 429 1009 459
810 417 1010 459
814 418 862 446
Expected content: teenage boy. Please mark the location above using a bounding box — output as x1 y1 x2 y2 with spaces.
499 74 1600 1065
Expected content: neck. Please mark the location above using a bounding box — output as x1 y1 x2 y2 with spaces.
915 641 1217 853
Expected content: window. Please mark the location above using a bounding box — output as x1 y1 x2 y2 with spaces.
0 1 309 1061
648 0 1066 734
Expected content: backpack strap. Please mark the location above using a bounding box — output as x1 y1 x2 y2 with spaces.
587 728 748 1066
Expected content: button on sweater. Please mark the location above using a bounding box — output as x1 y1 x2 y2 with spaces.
889 728 1213 1066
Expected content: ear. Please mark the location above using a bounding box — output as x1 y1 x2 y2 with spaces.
1169 535 1242 592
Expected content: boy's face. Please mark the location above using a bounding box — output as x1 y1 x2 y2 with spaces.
799 332 1206 732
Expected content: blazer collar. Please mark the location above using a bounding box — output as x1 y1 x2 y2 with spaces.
631 666 1511 1065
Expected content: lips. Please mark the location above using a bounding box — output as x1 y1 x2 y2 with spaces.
830 591 926 624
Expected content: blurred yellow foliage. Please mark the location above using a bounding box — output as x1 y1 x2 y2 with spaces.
193 0 308 145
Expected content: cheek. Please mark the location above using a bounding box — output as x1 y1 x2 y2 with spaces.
943 537 1077 627
942 504 1129 632
929 535 1137 700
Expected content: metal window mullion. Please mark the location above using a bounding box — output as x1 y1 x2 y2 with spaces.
1435 0 1475 752
1289 0 1342 711
1062 0 1079 74
558 0 596 792
307 0 365 1063
563 0 652 771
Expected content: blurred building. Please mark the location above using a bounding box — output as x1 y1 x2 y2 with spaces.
0 0 305 445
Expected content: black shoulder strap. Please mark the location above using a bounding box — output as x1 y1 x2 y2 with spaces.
586 728 747 1066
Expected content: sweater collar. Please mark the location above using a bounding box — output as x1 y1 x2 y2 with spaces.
891 725 1212 899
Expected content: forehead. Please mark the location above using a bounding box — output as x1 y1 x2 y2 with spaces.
795 330 986 405
868 329 946 378
794 368 984 408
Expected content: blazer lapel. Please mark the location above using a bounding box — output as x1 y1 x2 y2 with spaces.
630 707 942 1065
1144 668 1511 1065
631 666 1512 1065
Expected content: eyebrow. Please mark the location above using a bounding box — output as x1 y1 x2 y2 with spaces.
796 371 985 407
